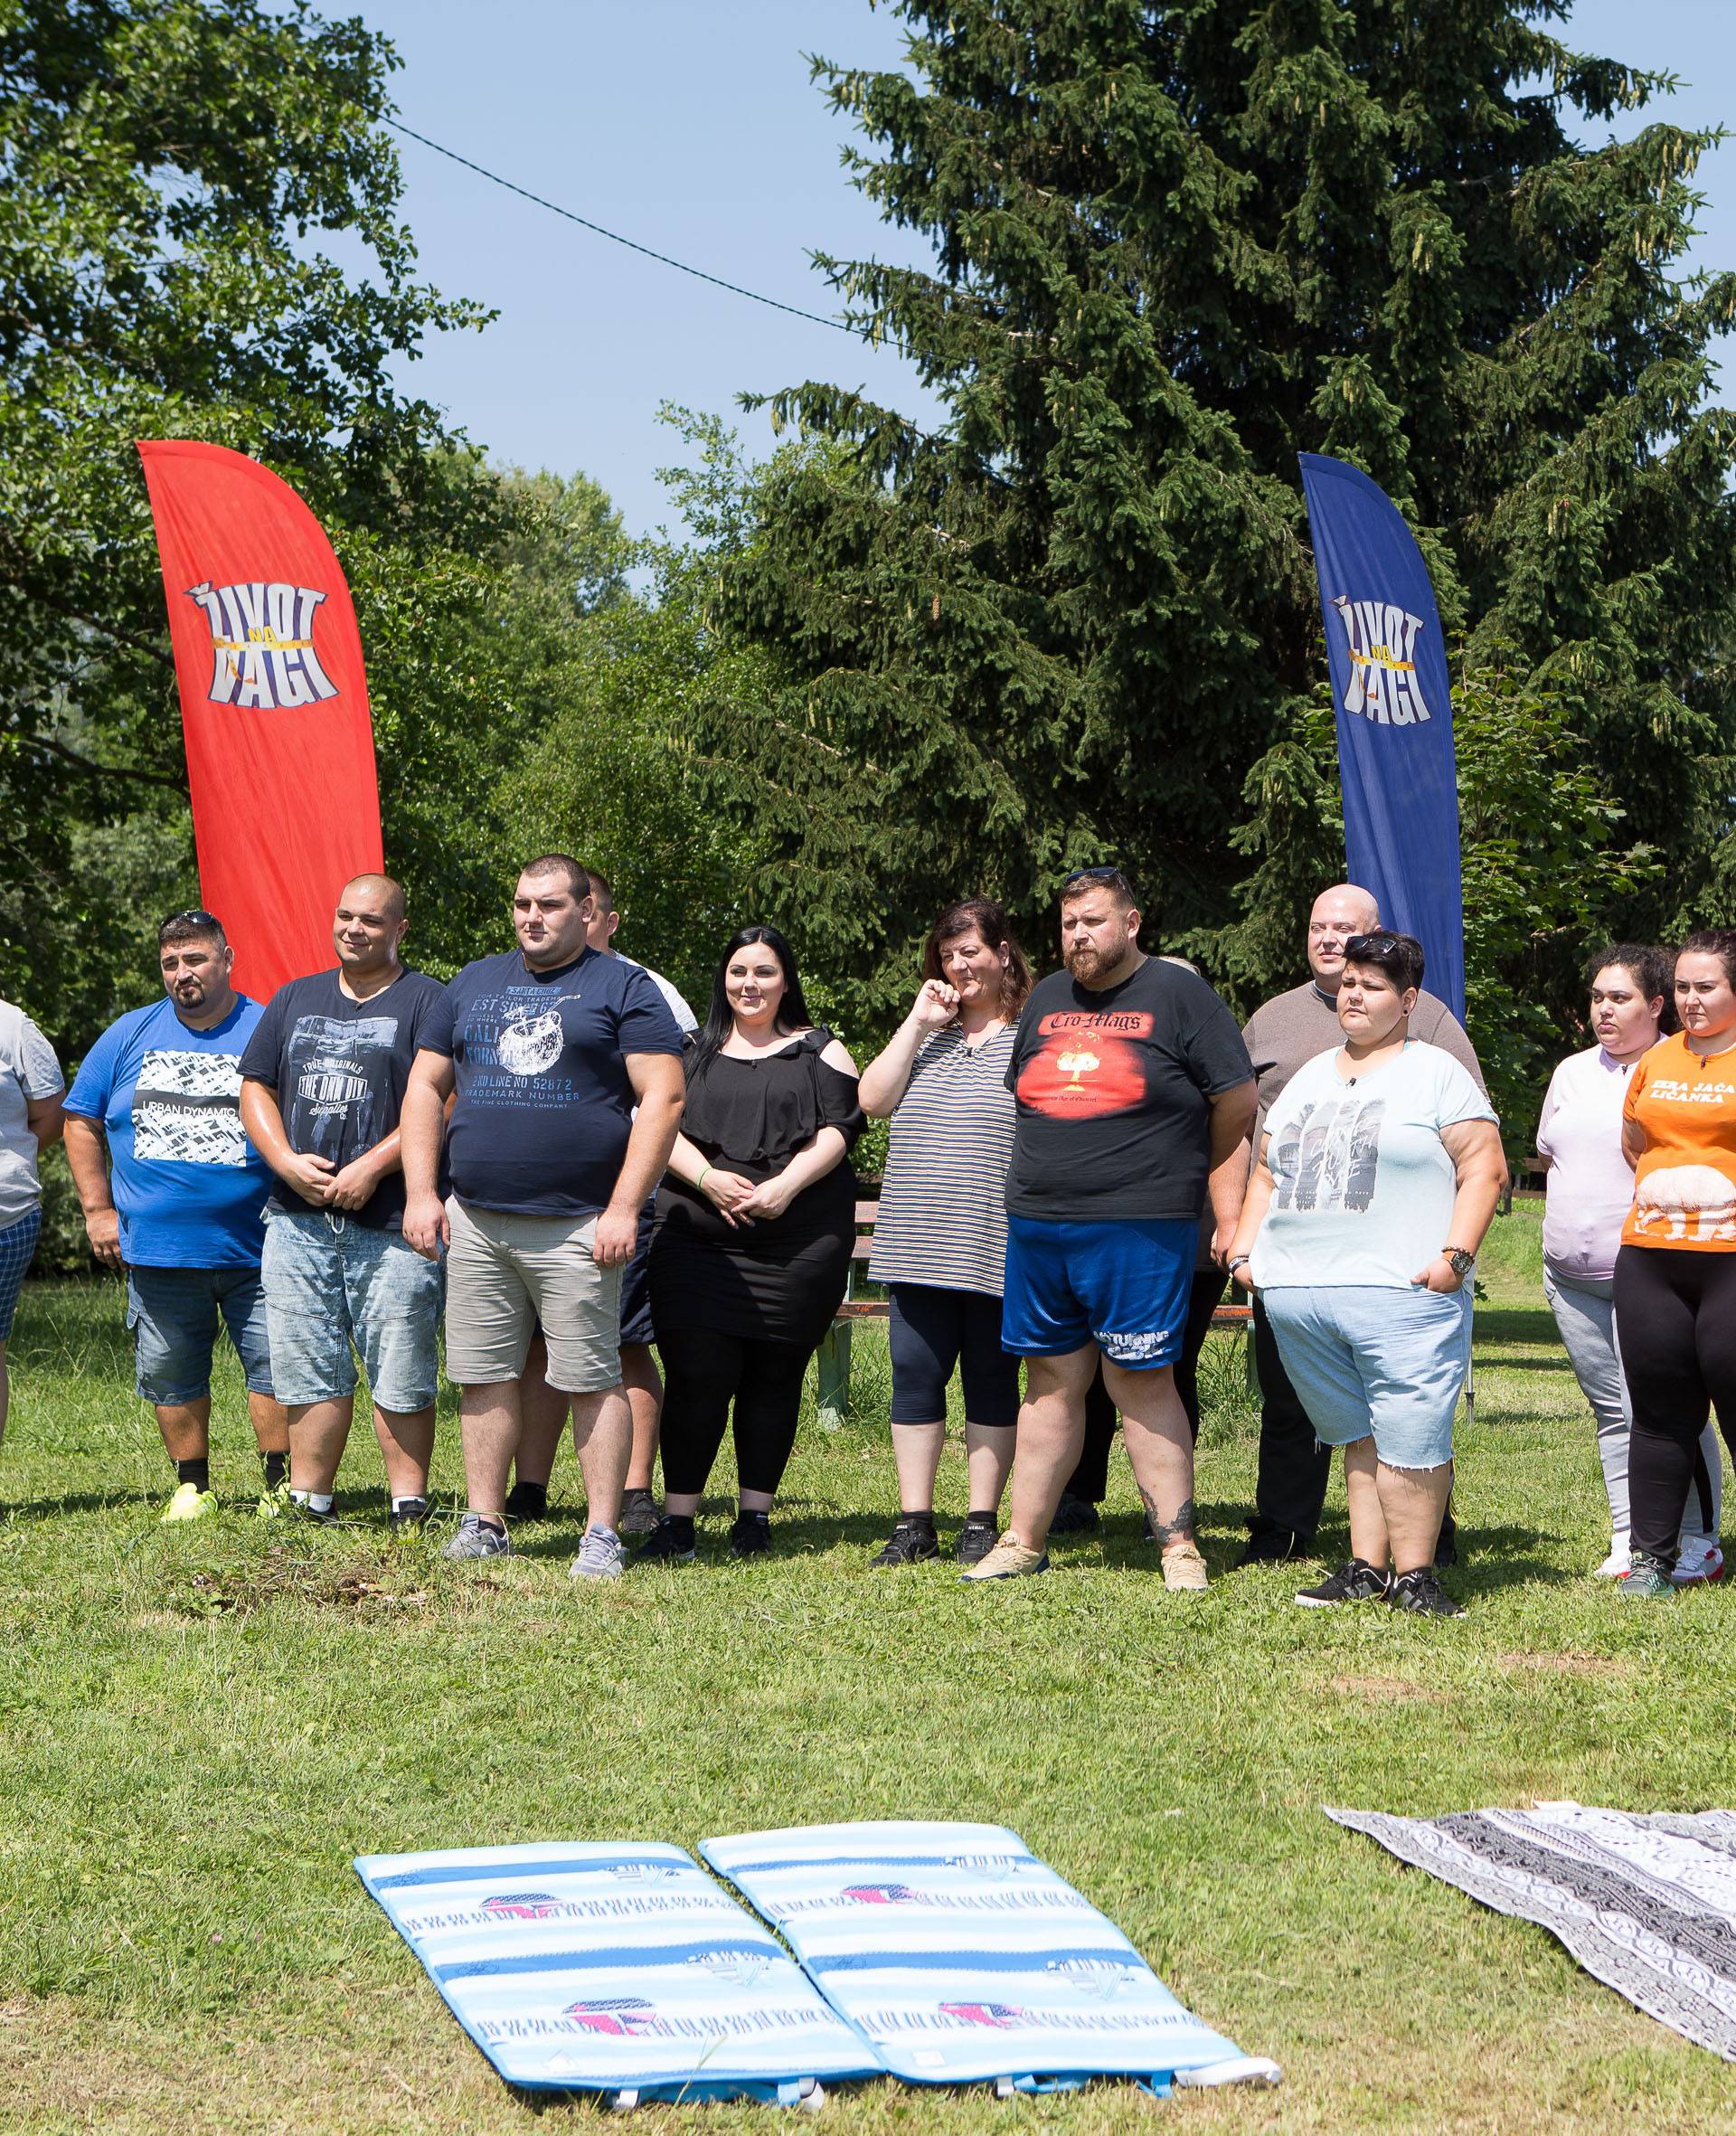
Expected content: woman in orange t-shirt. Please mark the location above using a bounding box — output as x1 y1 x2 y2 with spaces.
1614 930 1736 1597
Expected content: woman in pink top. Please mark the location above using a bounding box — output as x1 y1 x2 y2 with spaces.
1536 945 1721 1581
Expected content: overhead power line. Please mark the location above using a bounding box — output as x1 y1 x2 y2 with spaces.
384 117 863 337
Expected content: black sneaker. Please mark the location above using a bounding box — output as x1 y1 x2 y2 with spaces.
1048 1493 1100 1535
388 1496 430 1535
618 1487 659 1538
1296 1558 1391 1608
954 1517 999 1567
1390 1566 1465 1617
871 1517 939 1567
504 1480 548 1522
637 1515 696 1564
729 1511 771 1559
1241 1526 1306 1565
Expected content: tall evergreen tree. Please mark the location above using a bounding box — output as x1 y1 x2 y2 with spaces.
702 0 1735 1041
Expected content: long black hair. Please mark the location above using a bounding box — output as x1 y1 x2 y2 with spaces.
693 926 816 1073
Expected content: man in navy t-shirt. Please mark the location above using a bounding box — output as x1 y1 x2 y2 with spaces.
506 865 699 1537
400 854 685 1577
62 911 288 1522
240 874 448 1530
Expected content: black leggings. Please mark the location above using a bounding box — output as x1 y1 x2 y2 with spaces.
887 1284 1020 1425
1614 1244 1736 1559
656 1327 813 1499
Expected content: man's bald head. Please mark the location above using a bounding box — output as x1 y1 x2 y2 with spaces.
333 874 409 982
342 872 405 922
1307 883 1382 993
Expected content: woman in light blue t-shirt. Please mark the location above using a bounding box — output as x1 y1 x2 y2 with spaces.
1227 932 1506 1618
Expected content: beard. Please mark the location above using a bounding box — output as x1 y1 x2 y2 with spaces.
1065 940 1127 984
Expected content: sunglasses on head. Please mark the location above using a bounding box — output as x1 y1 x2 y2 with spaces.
1061 865 1122 887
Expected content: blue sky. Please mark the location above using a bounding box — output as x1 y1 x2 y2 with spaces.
356 0 1736 539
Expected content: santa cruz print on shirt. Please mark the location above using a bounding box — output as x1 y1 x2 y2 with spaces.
1015 1010 1154 1120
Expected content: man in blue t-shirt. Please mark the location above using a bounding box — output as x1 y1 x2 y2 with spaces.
62 910 288 1522
240 874 448 1531
400 854 686 1578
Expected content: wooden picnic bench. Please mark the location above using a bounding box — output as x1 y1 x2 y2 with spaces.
815 1190 1254 1429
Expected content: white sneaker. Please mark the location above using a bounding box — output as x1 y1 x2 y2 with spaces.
1592 1536 1630 1579
1671 1540 1724 1586
571 1525 627 1582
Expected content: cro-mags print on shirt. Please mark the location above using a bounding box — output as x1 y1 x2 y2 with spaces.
133 1049 248 1167
1015 1009 1153 1120
1270 1097 1384 1214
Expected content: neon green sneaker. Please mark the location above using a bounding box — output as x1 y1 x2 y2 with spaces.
255 1482 294 1520
161 1481 217 1524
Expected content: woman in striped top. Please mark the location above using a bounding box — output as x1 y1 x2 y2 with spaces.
859 899 1032 1567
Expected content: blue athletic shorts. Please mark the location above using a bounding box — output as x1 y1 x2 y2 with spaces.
1002 1214 1197 1369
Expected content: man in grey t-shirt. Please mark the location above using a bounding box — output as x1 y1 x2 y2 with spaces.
0 998 65 1448
1236 884 1484 1564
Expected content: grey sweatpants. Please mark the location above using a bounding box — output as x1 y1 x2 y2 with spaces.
1543 1263 1720 1549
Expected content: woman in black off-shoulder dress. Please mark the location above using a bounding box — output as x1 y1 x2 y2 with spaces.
644 926 861 1559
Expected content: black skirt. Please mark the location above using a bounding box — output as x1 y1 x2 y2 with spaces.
648 1170 854 1350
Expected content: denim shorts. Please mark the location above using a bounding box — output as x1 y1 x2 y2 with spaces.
1002 1214 1197 1369
126 1262 274 1406
260 1207 444 1413
1261 1284 1471 1470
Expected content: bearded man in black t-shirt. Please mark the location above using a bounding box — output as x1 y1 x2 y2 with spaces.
962 869 1258 1588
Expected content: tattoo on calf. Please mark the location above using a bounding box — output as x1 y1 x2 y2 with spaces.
1140 1491 1196 1545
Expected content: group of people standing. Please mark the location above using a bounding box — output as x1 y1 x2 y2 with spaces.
0 856 1731 1613
1536 937 1736 1599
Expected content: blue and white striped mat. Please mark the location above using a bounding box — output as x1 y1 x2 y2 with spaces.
354 1842 882 2105
701 1819 1279 2094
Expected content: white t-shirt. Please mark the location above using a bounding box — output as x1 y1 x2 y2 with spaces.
616 955 697 1036
1251 1040 1497 1290
1535 1045 1639 1281
0 999 64 1230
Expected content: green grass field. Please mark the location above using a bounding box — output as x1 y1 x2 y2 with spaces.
1 1198 1732 2133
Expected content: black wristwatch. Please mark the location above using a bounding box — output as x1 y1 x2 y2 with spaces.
1441 1246 1476 1281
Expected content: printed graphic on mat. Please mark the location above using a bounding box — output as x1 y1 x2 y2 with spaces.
353 1842 882 2103
701 1819 1278 2091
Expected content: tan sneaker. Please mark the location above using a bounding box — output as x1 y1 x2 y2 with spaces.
1161 1540 1209 1592
958 1536 1050 1583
